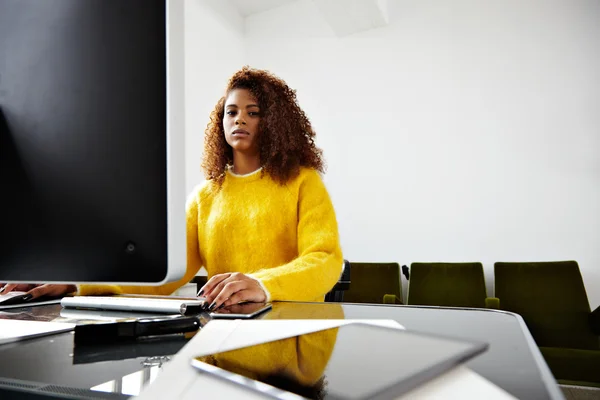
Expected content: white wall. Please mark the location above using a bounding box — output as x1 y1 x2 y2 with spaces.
184 0 245 194
240 0 600 306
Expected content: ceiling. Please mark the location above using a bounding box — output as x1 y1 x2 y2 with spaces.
228 0 299 17
223 0 389 37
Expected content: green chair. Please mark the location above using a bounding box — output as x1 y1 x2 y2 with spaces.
342 262 403 305
494 261 600 387
407 262 498 308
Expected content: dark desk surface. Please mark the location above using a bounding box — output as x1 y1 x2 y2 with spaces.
0 302 563 400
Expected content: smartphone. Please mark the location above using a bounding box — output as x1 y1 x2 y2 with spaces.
209 302 272 319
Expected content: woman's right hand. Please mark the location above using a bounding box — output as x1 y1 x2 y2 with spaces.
0 283 77 299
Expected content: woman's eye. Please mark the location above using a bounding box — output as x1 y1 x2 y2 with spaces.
226 111 236 116
249 112 260 116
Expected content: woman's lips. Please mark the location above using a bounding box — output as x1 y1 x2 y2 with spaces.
232 129 250 136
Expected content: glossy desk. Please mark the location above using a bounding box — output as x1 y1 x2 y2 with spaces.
0 302 563 399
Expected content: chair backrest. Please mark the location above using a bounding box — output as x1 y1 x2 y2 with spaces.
407 262 487 308
494 261 598 350
325 259 351 302
342 262 402 304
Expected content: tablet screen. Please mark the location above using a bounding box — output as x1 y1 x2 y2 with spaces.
191 323 487 399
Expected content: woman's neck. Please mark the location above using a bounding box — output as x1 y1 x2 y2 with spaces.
232 152 261 175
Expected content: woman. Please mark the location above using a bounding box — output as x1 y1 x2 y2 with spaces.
0 67 343 309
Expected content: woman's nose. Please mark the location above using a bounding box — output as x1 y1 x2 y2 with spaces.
235 114 246 125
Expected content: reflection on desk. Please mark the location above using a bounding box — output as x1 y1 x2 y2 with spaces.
73 334 194 365
92 328 340 399
196 327 338 399
87 305 345 398
0 304 62 322
262 301 345 320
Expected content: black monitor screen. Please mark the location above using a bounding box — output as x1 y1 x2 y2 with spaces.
0 0 184 284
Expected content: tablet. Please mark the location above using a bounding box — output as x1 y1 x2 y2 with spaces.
209 302 272 319
190 323 488 400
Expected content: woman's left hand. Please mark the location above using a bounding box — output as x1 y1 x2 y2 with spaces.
199 272 267 310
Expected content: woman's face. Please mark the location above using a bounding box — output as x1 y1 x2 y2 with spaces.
223 88 261 155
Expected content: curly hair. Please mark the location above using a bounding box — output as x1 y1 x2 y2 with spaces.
201 66 325 186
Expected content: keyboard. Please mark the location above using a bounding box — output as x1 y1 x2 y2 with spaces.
61 296 207 314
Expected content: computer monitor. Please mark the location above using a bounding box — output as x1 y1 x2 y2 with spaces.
0 0 186 285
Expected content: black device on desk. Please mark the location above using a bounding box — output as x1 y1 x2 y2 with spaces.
74 315 201 345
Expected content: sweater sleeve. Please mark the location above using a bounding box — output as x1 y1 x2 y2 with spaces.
248 170 343 302
77 189 204 296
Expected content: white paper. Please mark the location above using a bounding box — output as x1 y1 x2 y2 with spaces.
0 320 75 345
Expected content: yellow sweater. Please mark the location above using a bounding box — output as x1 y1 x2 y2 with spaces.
79 167 343 302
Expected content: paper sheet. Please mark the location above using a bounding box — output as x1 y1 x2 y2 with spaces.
0 320 75 345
